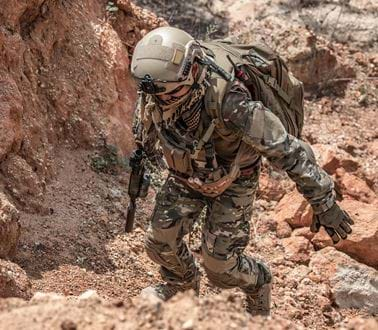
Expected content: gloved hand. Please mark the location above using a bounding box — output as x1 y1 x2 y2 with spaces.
310 203 354 244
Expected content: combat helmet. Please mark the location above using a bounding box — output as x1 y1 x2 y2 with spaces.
131 26 207 109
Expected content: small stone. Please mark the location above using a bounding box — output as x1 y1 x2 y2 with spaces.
78 290 101 302
182 319 194 330
61 320 77 330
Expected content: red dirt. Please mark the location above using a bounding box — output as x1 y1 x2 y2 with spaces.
0 0 377 329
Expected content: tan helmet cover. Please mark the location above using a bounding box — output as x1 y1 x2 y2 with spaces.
131 26 204 93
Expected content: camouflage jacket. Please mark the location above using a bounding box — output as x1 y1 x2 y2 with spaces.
133 81 335 213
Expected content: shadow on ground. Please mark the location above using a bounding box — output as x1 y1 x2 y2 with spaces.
133 0 229 39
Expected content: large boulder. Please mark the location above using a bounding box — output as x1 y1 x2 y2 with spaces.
0 192 21 259
346 317 378 330
312 200 378 268
0 259 31 299
238 20 355 92
309 247 378 314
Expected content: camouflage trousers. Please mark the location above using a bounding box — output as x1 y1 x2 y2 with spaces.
145 170 270 291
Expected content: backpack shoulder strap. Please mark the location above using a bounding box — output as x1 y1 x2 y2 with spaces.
204 76 230 125
200 41 237 127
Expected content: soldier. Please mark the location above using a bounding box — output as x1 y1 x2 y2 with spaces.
130 26 354 316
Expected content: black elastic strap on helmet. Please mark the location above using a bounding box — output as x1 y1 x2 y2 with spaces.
138 74 166 94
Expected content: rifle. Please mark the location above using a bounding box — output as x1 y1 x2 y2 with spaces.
125 148 150 233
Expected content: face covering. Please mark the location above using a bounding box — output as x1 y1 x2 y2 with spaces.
156 66 209 128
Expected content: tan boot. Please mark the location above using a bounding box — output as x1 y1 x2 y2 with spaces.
245 282 272 316
140 279 200 302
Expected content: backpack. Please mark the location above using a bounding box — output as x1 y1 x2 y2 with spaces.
200 40 305 138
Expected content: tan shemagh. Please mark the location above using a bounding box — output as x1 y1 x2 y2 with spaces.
157 82 207 127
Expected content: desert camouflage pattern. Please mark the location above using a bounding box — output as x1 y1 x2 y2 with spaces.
145 170 270 290
222 84 335 210
135 79 334 291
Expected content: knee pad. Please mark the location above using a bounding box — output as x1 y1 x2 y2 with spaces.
201 243 237 274
145 223 179 249
201 237 236 273
202 249 255 289
201 243 240 289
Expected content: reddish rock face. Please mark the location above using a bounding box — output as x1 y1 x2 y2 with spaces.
312 200 378 268
309 247 378 314
0 78 23 162
0 0 165 211
0 193 20 259
1 155 45 212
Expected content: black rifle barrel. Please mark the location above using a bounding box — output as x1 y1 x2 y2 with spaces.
125 198 136 233
125 148 145 233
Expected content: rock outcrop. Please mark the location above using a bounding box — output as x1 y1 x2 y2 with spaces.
309 247 378 314
0 259 31 299
237 18 355 93
0 0 164 210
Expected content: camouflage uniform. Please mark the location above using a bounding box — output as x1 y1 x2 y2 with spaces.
135 81 334 291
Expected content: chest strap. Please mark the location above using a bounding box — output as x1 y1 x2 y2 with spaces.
191 118 219 159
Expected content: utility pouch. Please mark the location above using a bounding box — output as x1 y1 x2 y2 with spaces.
160 140 194 176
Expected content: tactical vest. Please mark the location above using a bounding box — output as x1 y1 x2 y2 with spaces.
145 40 305 196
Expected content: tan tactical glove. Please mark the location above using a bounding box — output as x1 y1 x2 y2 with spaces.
310 203 354 244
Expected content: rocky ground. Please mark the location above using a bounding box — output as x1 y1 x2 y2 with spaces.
0 0 377 329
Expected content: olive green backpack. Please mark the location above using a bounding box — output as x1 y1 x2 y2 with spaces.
200 40 304 138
